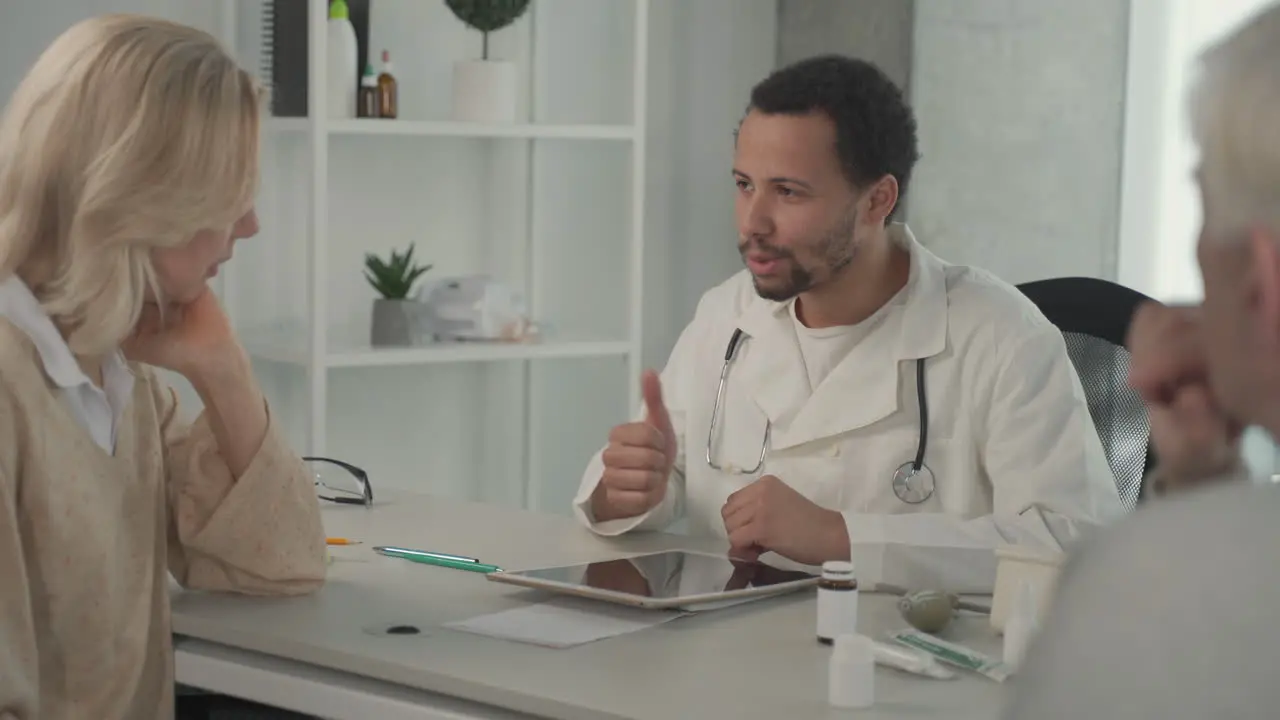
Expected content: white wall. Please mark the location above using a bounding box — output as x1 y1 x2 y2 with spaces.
1117 0 1276 303
772 0 1131 283
776 0 914 94
0 1 221 102
907 0 1130 284
646 0 778 369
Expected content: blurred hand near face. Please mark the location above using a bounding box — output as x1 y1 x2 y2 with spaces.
1126 302 1243 488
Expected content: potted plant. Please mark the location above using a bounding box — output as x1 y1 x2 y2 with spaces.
444 0 531 123
364 243 432 346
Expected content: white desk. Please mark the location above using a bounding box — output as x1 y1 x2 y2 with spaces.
172 493 1008 719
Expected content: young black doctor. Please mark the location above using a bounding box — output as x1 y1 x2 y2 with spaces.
572 55 1124 593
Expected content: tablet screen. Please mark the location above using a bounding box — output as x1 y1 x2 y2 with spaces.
510 551 818 600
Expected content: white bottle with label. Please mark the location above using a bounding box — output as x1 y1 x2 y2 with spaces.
816 561 859 645
326 0 358 119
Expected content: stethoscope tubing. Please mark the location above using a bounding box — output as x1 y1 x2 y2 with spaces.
707 327 933 503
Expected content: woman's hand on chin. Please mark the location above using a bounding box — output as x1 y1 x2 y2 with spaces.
123 288 244 379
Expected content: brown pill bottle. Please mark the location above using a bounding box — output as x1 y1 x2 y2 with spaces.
377 49 398 119
357 64 378 118
816 561 859 645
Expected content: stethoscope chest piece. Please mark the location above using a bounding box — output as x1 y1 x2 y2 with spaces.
892 462 935 504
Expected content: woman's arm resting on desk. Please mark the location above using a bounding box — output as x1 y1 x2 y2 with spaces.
187 346 270 477
154 348 327 595
0 468 38 720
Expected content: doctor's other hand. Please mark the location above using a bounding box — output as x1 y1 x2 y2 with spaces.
1126 302 1243 489
721 475 849 567
590 370 677 522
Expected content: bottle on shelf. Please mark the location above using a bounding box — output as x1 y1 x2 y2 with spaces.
377 49 398 119
357 63 379 118
325 0 358 119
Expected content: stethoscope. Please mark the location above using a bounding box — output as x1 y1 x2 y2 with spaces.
705 328 936 505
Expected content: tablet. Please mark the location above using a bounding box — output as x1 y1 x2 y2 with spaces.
486 550 820 610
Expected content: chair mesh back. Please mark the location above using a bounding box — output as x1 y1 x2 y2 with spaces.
1061 331 1147 512
1018 276 1157 507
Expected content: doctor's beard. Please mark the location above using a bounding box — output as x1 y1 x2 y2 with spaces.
741 206 859 302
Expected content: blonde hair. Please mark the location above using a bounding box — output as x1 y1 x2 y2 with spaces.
1189 1 1280 240
0 14 262 356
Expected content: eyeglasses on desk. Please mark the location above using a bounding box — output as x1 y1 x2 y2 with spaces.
303 456 373 507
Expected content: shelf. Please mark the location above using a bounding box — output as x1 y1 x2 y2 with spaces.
240 326 633 369
266 117 636 141
327 338 633 367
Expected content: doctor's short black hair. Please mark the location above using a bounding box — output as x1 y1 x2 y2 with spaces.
744 54 921 216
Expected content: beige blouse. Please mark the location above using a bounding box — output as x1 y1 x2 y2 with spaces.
0 320 328 720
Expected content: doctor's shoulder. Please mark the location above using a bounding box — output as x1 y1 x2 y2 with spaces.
940 265 1062 357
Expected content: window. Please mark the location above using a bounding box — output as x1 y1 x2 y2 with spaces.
1117 0 1274 303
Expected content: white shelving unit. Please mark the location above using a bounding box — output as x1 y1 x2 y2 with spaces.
222 0 648 514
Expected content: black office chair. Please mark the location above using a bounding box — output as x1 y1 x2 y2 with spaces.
1016 277 1157 512
175 690 315 719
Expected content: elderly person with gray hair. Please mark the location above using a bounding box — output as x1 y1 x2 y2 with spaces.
1004 3 1280 718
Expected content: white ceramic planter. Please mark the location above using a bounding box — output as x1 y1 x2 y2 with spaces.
451 59 518 124
989 544 1065 634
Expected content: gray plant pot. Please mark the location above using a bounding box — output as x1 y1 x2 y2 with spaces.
371 298 418 347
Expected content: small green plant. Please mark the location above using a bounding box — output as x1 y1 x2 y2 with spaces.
444 0 532 60
364 244 432 300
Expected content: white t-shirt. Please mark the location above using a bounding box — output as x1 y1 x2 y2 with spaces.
789 290 905 391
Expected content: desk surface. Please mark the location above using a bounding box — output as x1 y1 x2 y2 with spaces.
172 494 1007 719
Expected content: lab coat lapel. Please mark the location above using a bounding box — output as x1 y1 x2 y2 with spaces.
772 224 950 451
732 299 811 428
775 322 900 449
892 226 950 364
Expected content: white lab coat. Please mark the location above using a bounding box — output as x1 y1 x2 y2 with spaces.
572 224 1125 593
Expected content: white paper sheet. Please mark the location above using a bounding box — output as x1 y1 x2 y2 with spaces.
444 597 689 648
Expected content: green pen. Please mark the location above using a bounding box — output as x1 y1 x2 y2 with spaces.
373 546 502 573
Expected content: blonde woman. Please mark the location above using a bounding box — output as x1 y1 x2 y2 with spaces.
0 15 327 720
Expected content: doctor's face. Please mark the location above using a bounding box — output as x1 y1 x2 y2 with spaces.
733 110 872 302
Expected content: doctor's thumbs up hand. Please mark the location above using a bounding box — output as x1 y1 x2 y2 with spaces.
590 370 677 522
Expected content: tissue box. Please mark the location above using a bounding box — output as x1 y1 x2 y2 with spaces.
989 544 1064 634
416 275 530 341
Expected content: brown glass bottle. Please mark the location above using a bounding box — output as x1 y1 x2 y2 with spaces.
357 64 378 118
377 49 398 119
816 561 859 645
